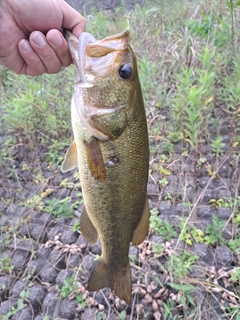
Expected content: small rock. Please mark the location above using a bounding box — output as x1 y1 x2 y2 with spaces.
19 224 32 237
43 290 60 319
82 307 98 320
175 203 190 216
48 251 66 269
218 163 233 178
196 205 212 219
34 315 44 320
0 298 19 315
48 226 64 241
30 224 48 243
214 189 232 200
222 223 232 240
6 204 18 215
199 177 216 189
190 263 206 278
11 250 30 270
157 201 172 216
55 269 75 287
89 239 101 255
75 235 88 254
58 298 77 319
0 216 9 227
201 190 215 203
27 258 45 275
192 243 213 265
215 245 233 266
30 212 55 228
150 235 164 245
147 183 159 201
172 239 186 251
37 247 52 260
60 229 78 244
82 255 95 274
216 207 231 220
0 276 14 302
57 188 70 200
94 288 110 306
29 285 47 313
12 306 33 320
67 253 82 267
39 266 58 283
129 245 139 264
11 280 28 297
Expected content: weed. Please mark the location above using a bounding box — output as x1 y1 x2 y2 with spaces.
167 252 198 279
228 237 240 254
179 218 205 245
60 274 78 298
168 282 196 308
204 214 226 245
72 220 80 233
162 300 178 320
152 244 163 257
231 267 240 285
0 257 14 273
118 310 127 320
44 197 75 219
211 135 225 157
150 208 177 241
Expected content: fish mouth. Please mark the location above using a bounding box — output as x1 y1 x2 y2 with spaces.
64 30 130 86
64 29 96 88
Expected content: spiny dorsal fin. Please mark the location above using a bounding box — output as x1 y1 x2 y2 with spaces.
61 141 78 173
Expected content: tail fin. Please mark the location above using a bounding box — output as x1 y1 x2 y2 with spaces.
87 259 132 304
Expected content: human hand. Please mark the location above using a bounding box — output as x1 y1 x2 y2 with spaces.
0 0 86 75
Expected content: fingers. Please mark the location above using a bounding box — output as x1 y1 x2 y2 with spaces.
18 30 71 76
18 37 47 76
46 29 72 67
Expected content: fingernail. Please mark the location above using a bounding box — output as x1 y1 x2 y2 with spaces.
50 33 63 47
32 32 46 47
19 39 32 52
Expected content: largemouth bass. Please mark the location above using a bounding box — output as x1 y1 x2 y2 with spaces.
62 29 149 304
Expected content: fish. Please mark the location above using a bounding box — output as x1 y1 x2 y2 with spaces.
62 29 149 304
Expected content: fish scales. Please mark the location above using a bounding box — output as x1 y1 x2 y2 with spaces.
62 30 149 304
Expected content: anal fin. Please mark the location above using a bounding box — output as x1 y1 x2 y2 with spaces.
61 141 78 173
80 205 98 244
87 258 132 304
132 197 150 246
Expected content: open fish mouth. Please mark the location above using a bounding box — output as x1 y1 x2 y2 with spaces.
64 29 130 87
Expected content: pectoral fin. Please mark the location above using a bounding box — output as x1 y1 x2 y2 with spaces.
87 259 132 304
80 205 98 244
61 141 78 173
84 137 106 182
132 197 150 246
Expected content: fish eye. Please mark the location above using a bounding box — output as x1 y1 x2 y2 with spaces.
118 64 132 79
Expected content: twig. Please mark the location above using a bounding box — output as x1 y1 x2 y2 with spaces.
100 289 111 319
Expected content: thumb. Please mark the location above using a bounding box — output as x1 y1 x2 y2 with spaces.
60 0 86 38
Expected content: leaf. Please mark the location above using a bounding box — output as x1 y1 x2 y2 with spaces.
159 166 171 175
